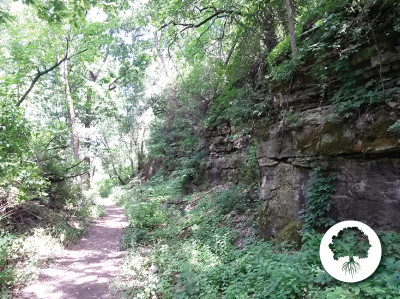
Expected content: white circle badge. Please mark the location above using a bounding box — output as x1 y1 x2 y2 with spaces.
320 220 381 283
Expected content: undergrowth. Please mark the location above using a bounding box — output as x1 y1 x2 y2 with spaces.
0 190 105 297
115 174 400 298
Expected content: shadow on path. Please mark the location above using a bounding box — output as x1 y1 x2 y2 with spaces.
15 200 128 299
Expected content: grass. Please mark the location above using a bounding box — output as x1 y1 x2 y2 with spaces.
114 173 400 299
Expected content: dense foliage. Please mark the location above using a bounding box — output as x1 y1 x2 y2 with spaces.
0 0 139 293
115 176 400 298
300 167 336 233
1 0 399 296
0 100 47 203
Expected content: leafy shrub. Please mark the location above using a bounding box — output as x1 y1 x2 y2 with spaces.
269 57 300 84
330 76 384 115
297 0 349 28
117 173 400 298
129 200 167 229
74 202 106 222
172 168 196 194
266 24 304 85
0 100 48 203
121 227 148 248
148 116 195 160
266 36 291 69
300 167 335 233
213 185 248 215
0 231 15 288
205 85 246 128
97 178 116 198
387 121 400 137
47 180 83 205
379 231 400 260
205 85 270 130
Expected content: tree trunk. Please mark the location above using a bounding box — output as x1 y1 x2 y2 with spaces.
83 90 92 187
224 35 239 65
129 156 135 177
59 58 79 161
83 52 108 187
137 128 146 172
111 162 126 185
102 136 127 185
154 31 169 77
284 0 297 56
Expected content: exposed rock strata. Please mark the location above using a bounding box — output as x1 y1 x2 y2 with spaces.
205 40 400 239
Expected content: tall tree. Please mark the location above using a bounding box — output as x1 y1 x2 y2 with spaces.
59 50 80 161
154 31 169 77
284 0 297 56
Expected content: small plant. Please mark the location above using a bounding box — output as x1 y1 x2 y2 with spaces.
285 110 302 128
270 58 299 84
204 85 246 129
301 167 335 233
129 200 167 229
204 85 268 131
213 185 248 214
0 231 15 288
387 121 400 137
172 168 197 194
239 142 259 185
329 227 371 277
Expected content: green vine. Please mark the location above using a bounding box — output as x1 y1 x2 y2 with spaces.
300 167 335 233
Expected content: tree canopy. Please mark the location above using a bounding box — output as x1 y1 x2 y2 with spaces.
1 0 400 296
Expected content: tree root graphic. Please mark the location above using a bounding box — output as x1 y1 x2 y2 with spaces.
342 256 360 277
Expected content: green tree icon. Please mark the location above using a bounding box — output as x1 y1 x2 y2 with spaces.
329 227 371 277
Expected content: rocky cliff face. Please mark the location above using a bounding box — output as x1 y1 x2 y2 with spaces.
257 105 400 239
205 35 400 239
205 125 249 185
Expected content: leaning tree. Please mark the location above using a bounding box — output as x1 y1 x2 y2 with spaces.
329 227 371 277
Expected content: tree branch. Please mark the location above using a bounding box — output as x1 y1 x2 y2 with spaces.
154 31 169 77
160 9 239 31
224 34 240 65
195 18 217 47
16 41 87 107
108 62 137 91
101 136 127 185
64 158 87 172
48 171 89 182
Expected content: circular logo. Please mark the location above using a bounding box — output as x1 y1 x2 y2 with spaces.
320 220 381 283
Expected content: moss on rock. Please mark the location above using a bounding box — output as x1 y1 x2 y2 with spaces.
275 220 303 248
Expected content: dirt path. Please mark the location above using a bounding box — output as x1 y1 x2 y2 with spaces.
15 200 128 299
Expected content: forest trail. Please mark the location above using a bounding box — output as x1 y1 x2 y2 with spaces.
15 199 128 299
